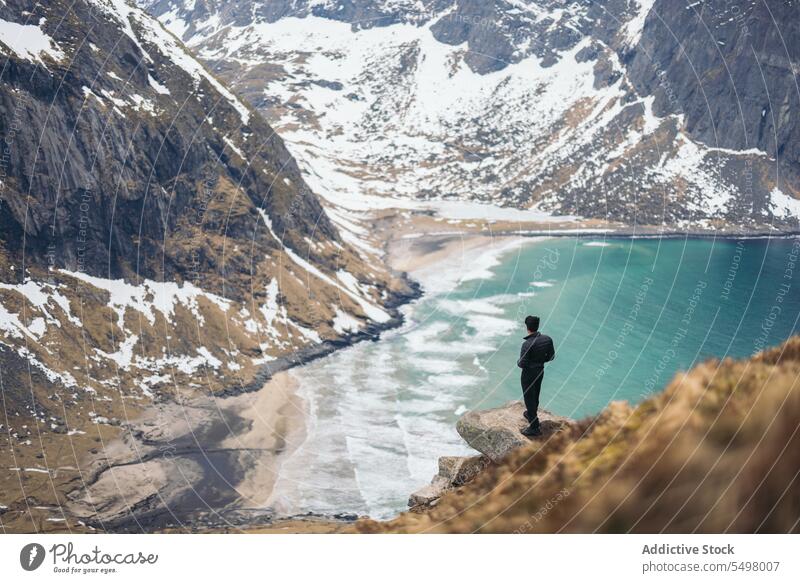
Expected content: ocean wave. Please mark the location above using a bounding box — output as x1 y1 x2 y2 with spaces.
414 358 457 374
437 297 505 316
427 373 482 389
465 313 517 337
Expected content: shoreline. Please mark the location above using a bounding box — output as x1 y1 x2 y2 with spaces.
63 222 799 532
72 228 515 532
513 229 800 240
257 231 546 523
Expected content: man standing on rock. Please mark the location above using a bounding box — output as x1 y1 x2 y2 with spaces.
517 315 555 437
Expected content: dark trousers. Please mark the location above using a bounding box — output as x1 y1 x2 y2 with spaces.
521 367 544 425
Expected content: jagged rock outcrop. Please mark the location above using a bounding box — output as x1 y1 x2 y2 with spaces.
627 0 800 185
408 455 489 508
408 401 574 509
456 401 575 462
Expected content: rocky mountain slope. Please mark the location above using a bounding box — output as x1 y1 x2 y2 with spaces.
142 0 800 229
0 0 411 529
361 336 800 533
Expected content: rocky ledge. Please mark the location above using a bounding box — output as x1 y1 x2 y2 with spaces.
408 455 490 508
409 401 575 509
456 401 575 463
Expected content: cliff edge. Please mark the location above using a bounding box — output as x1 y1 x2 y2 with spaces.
373 337 800 533
408 402 575 509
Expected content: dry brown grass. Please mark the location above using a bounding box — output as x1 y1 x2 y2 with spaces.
361 337 800 533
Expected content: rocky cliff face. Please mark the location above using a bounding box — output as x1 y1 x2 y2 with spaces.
628 0 800 175
0 0 410 524
142 0 800 229
1 0 406 286
622 0 800 224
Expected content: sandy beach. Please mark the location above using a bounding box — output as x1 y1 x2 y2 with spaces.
219 371 307 508
67 371 306 530
388 232 500 273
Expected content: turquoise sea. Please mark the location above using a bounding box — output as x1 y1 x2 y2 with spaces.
269 236 800 519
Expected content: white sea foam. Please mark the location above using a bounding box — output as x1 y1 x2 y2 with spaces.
412 339 498 355
472 355 488 373
483 293 526 305
465 313 517 337
267 237 552 518
414 358 455 374
427 374 481 389
437 297 505 316
402 321 451 347
268 311 476 518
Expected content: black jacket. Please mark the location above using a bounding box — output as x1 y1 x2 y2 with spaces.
517 332 555 369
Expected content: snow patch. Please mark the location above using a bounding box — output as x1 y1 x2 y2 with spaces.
770 188 800 219
59 270 231 329
0 18 64 64
258 209 390 323
623 0 656 47
332 307 361 334
87 0 251 124
148 73 170 95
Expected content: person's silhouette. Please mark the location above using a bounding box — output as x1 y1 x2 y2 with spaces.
517 315 555 436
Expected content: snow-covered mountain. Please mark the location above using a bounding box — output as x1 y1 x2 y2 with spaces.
0 0 411 471
141 0 800 229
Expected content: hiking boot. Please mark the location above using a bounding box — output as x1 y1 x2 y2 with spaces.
521 422 542 437
523 410 535 422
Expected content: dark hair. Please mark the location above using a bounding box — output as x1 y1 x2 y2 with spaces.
525 315 540 332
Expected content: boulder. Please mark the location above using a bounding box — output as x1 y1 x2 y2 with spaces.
456 401 575 462
408 476 450 508
437 455 490 486
408 454 489 508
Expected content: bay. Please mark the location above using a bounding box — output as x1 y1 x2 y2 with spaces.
268 236 800 519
